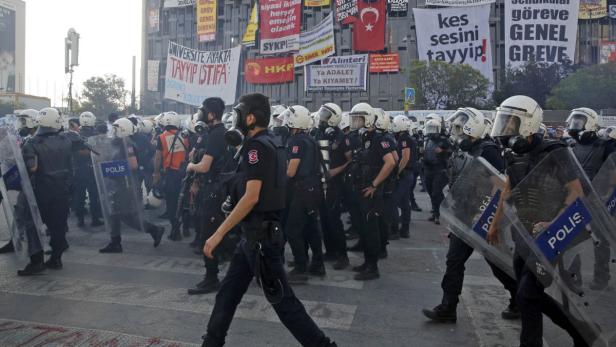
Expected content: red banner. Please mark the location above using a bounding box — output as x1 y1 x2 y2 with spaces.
245 57 295 84
352 0 386 52
259 0 302 55
369 53 400 73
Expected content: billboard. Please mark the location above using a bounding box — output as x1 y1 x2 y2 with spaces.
245 56 295 84
0 2 16 92
369 53 400 73
305 54 368 91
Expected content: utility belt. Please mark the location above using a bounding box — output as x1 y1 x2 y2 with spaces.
242 218 284 248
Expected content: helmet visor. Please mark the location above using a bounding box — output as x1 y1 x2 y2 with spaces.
566 113 588 131
449 113 469 137
350 115 365 130
492 112 521 137
278 109 292 126
318 107 334 124
425 124 440 135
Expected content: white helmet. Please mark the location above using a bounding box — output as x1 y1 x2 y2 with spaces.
222 111 235 129
539 123 547 135
374 108 390 131
154 114 164 127
392 115 411 133
270 105 287 128
161 111 181 128
566 107 599 133
37 108 63 129
79 111 97 127
15 109 38 130
447 107 486 139
317 103 342 127
339 113 350 130
409 119 419 134
491 95 543 138
349 103 376 130
282 105 312 130
605 126 616 140
112 118 137 138
141 119 155 134
187 113 199 133
312 112 320 129
425 113 443 123
424 119 441 135
482 118 493 138
146 190 163 208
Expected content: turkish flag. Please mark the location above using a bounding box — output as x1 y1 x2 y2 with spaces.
352 0 386 52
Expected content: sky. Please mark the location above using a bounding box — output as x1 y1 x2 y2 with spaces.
23 0 142 107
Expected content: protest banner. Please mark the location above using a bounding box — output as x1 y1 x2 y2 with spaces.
197 0 216 42
294 13 336 66
425 0 494 6
147 0 161 34
164 42 241 106
387 0 408 16
164 0 195 7
259 0 302 54
414 5 493 81
600 41 616 63
245 56 295 84
147 60 160 91
579 0 607 19
242 4 258 46
305 0 330 7
305 54 367 91
336 0 358 23
369 53 400 73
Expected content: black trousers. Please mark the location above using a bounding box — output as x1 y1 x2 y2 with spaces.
204 238 331 347
424 169 448 217
285 186 324 269
72 167 102 220
39 197 69 259
199 182 225 277
513 253 587 347
323 180 347 259
348 187 383 266
163 169 184 226
441 233 518 306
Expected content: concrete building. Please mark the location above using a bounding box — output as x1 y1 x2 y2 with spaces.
141 0 616 113
0 0 25 94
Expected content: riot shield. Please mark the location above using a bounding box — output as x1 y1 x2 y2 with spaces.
503 147 616 347
440 156 516 278
592 152 616 233
0 127 46 256
89 135 145 236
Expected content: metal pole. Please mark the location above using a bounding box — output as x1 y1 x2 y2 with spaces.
68 68 73 115
131 56 136 111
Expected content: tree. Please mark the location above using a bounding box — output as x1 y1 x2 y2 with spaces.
494 59 575 109
78 74 128 119
547 62 616 111
0 100 24 117
409 61 490 109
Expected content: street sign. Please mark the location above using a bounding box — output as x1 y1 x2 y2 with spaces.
404 87 415 105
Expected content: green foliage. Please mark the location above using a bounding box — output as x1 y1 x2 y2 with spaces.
409 61 490 109
547 62 616 110
494 59 574 109
78 74 128 119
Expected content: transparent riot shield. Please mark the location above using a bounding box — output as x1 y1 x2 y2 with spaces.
592 152 616 232
89 135 145 236
503 147 616 347
441 156 516 278
0 127 46 256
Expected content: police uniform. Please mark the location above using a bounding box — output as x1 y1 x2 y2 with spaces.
506 138 587 347
390 131 417 238
423 134 451 221
131 130 156 202
70 126 103 226
156 128 189 226
316 126 351 267
22 128 73 267
343 130 364 244
285 131 325 277
409 132 422 210
379 131 398 256
203 129 334 347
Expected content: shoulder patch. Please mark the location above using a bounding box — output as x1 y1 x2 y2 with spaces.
381 141 390 149
248 149 259 164
128 146 135 154
345 138 350 146
402 141 407 147
292 145 299 154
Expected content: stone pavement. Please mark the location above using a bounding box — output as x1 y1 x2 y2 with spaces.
0 191 565 347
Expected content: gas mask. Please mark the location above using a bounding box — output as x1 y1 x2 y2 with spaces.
225 102 253 147
498 133 541 154
457 135 473 152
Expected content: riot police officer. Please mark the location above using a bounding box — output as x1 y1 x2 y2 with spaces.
269 104 290 146
390 115 416 239
347 103 396 280
315 103 352 270
282 105 326 284
423 119 451 225
72 111 103 227
374 109 397 258
20 108 73 273
423 107 519 323
566 107 616 290
186 97 229 295
200 93 336 347
408 120 423 212
487 96 588 347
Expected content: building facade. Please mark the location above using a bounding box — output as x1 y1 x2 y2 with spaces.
0 0 25 94
141 0 616 113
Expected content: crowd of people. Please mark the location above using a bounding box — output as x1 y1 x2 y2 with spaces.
0 92 614 347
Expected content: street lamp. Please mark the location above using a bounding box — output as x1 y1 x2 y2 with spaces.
65 28 80 115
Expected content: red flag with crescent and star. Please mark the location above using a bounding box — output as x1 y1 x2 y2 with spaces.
352 0 386 52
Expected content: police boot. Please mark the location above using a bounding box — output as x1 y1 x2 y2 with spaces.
411 203 422 212
354 264 379 281
17 251 46 276
332 255 350 270
352 262 368 273
182 225 191 238
0 241 15 254
167 229 182 241
91 218 104 227
400 223 410 238
99 237 123 253
348 241 362 252
501 300 520 320
147 225 165 248
308 261 326 277
428 214 436 222
77 215 85 227
44 256 63 270
422 303 457 323
389 224 400 241
288 266 309 285
187 275 220 295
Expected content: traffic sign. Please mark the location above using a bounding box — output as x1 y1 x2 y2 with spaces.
404 87 415 105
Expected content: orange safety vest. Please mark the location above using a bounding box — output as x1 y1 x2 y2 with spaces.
159 130 188 171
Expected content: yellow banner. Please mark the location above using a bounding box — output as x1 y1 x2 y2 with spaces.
242 4 258 46
579 0 607 19
305 0 330 7
197 0 217 42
